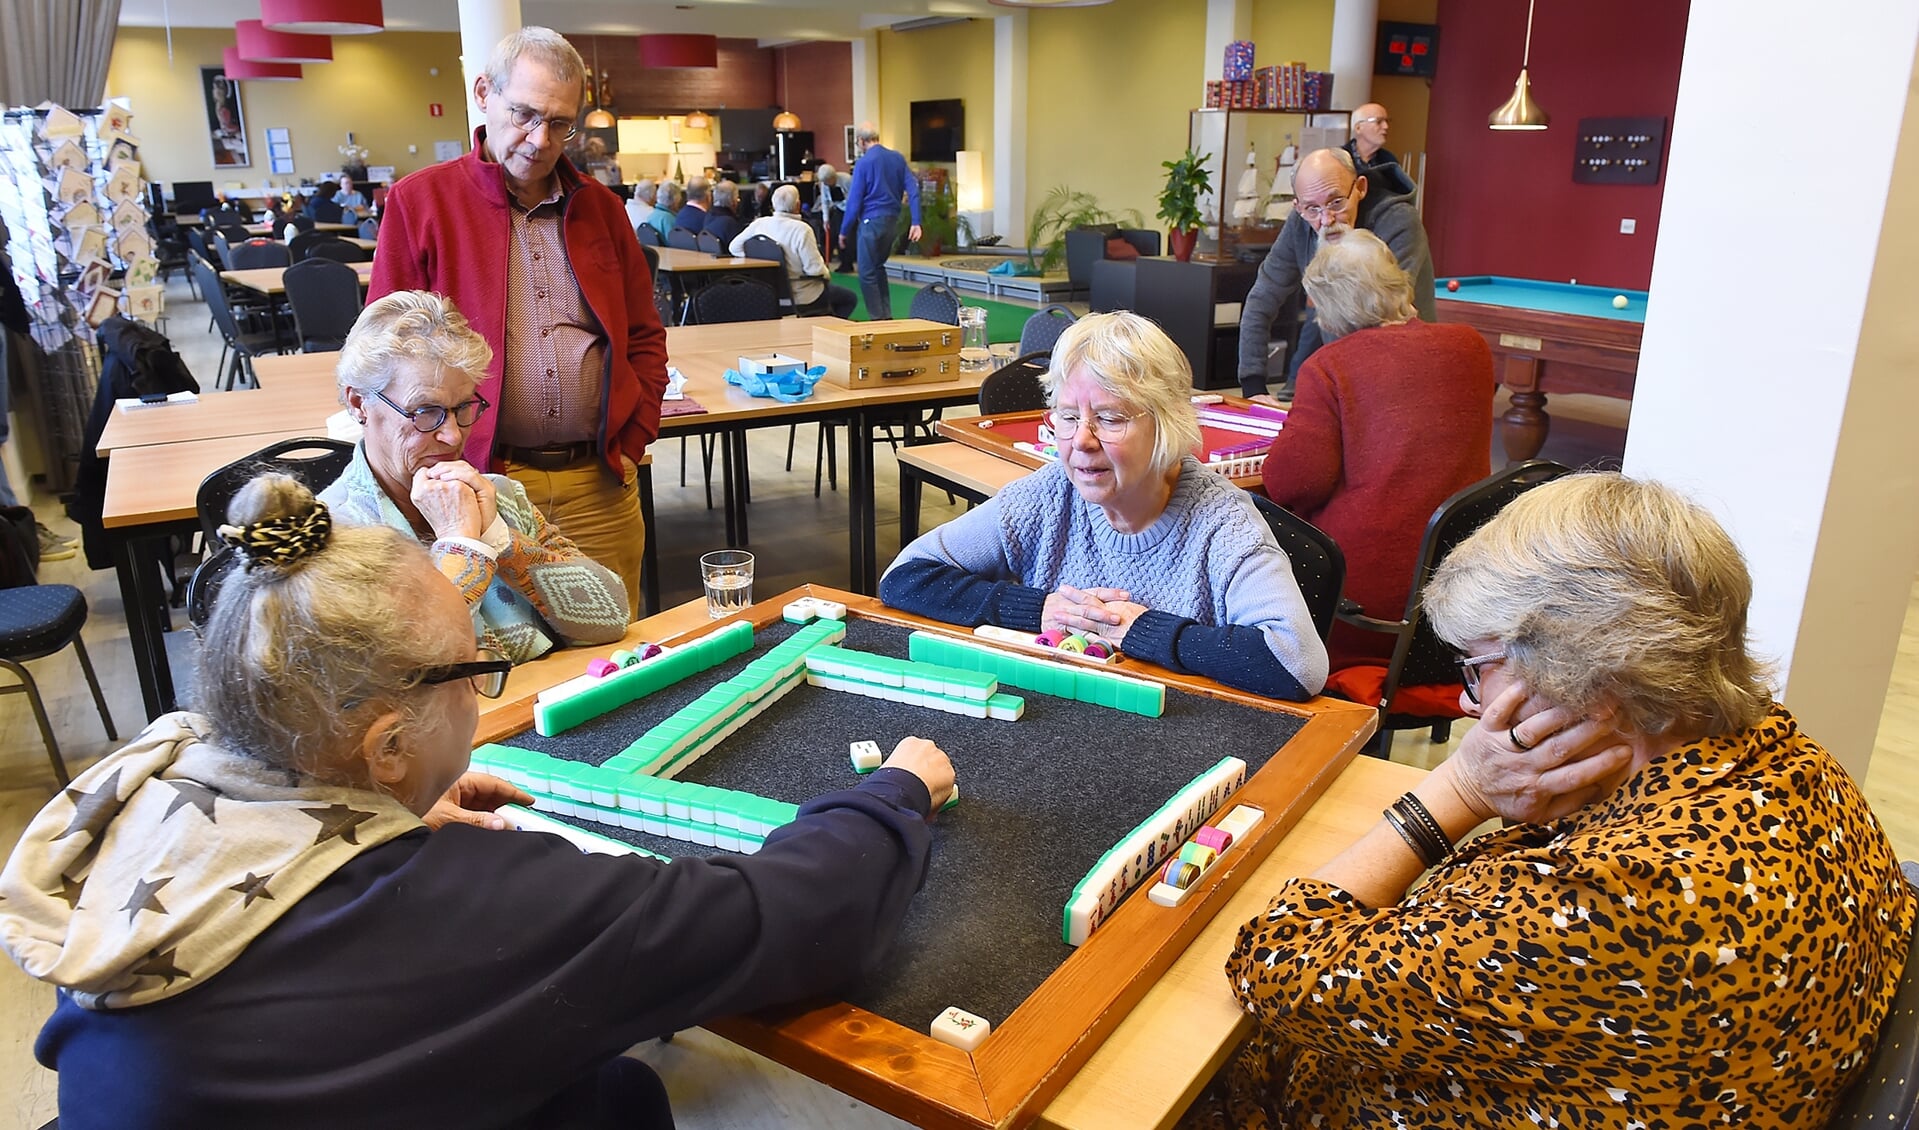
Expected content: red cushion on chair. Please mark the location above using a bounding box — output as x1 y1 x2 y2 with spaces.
1324 665 1467 719
1104 236 1141 261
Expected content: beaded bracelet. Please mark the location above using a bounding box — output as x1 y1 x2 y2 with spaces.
1382 805 1436 866
1395 793 1453 861
1382 793 1451 868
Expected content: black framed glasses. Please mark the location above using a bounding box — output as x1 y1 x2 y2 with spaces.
373 389 490 434
507 103 579 141
1455 650 1507 705
416 649 512 698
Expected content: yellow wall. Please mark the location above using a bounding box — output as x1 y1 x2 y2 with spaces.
1026 0 1207 238
1251 0 1336 71
876 20 997 211
104 27 469 191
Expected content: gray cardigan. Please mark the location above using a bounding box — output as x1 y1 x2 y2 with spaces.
1235 188 1436 396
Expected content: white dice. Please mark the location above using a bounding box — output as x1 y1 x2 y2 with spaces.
930 1005 991 1052
849 740 883 773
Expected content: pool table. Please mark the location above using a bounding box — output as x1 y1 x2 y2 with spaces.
1434 276 1648 462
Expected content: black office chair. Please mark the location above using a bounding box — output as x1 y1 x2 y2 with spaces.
697 231 725 256
283 258 364 353
0 584 117 787
1826 865 1919 1128
287 229 332 263
307 238 368 264
189 256 285 390
1018 304 1077 356
908 281 961 326
978 351 1051 414
690 278 779 325
667 228 700 251
636 224 664 248
1329 460 1570 756
1250 496 1345 645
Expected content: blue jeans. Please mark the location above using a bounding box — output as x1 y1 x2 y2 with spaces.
855 214 899 320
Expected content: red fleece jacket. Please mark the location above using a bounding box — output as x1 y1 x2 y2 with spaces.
370 128 668 475
1261 319 1494 669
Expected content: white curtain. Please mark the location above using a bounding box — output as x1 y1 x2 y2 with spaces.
0 0 123 108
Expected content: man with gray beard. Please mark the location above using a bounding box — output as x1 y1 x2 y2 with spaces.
1237 147 1434 402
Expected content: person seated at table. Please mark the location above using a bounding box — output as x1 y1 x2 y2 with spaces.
703 180 743 247
879 311 1328 701
650 180 683 244
336 172 369 218
306 179 345 224
730 184 858 318
624 176 660 237
0 471 954 1128
674 177 710 235
1188 472 1914 1129
1261 230 1493 671
319 290 630 662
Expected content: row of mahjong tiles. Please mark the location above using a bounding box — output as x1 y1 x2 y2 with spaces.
490 613 1306 1037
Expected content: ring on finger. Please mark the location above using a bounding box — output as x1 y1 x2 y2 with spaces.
1509 725 1536 752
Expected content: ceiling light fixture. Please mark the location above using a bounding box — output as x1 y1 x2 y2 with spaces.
584 35 615 128
260 0 384 36
1487 0 1549 131
682 109 712 132
236 18 332 63
222 45 303 81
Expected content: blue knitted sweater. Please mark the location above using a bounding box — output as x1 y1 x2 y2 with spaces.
880 457 1327 699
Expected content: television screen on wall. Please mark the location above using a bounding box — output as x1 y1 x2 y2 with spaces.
910 99 964 162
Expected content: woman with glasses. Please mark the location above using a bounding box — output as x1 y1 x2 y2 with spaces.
880 311 1327 700
1261 230 1493 672
1 470 955 1127
319 291 629 662
1188 473 1912 1129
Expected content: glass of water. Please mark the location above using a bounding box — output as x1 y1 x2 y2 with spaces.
700 550 755 619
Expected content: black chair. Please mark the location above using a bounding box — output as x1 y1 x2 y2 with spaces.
1826 865 1919 1128
307 238 368 264
283 258 364 353
1089 258 1138 313
189 256 284 390
214 222 253 248
697 231 725 256
185 227 222 270
194 436 357 545
1250 496 1345 645
740 234 804 316
1018 304 1077 356
152 224 197 297
908 281 961 326
287 229 333 263
635 224 664 248
1331 460 1570 756
690 277 779 325
227 239 291 270
667 228 700 251
978 351 1051 414
0 585 117 786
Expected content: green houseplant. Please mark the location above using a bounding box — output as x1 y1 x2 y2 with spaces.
1024 186 1143 273
1157 148 1212 262
917 178 959 258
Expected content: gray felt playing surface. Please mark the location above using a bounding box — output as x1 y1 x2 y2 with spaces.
503 618 1307 1035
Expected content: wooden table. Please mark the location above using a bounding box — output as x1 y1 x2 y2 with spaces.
896 442 1030 543
222 260 374 297
95 369 343 455
241 221 358 236
650 247 780 324
475 588 1400 1130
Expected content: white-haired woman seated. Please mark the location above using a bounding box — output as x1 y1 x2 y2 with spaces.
319 290 629 662
880 311 1327 700
1186 473 1913 1128
0 473 953 1127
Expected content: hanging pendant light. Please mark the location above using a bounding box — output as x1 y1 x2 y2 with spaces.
682 109 712 133
260 0 384 35
236 18 333 63
223 45 302 81
1488 0 1549 130
583 36 615 128
773 110 801 132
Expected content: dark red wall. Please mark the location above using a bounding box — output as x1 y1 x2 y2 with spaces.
775 41 854 168
1425 0 1689 289
581 36 776 114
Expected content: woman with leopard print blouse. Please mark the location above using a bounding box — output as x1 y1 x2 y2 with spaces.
1193 472 1913 1129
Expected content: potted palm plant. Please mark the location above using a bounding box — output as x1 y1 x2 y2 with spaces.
1157 148 1212 263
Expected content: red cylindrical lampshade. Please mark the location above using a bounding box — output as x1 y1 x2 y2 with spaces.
236 19 333 63
223 46 303 81
637 34 718 68
260 0 384 35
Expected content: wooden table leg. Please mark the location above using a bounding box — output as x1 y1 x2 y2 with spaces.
1498 356 1550 463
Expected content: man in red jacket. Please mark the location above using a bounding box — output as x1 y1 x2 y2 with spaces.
371 26 664 619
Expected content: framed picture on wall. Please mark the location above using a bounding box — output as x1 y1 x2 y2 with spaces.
845 125 858 165
202 66 250 168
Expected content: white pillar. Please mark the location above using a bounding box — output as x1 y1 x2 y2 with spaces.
1621 1 1919 781
1202 0 1251 83
993 13 1028 246
459 0 521 134
1327 0 1377 109
850 32 880 140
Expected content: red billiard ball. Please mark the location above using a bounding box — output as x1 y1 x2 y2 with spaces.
1446 279 1460 292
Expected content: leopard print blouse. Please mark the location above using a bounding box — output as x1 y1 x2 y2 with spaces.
1194 705 1914 1129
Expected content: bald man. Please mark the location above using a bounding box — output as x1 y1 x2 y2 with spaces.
1344 102 1417 197
1236 147 1433 402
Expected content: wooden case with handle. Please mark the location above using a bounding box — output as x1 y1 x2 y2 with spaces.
812 318 963 388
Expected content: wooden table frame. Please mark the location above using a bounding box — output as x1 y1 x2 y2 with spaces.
475 586 1377 1130
221 260 375 297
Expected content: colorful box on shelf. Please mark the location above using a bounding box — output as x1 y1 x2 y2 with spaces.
1223 39 1255 81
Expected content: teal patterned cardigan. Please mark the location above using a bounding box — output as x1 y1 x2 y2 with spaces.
319 445 630 662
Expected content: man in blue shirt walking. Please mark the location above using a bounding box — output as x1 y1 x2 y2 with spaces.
840 123 922 320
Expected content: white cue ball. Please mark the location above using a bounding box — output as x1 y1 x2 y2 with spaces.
1612 294 1629 309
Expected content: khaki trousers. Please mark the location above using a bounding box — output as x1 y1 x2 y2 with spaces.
501 455 644 621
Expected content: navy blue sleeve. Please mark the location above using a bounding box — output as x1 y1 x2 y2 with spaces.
878 556 1048 632
1123 609 1313 700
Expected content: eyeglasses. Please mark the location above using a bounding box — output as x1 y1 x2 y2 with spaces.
1356 116 1390 126
415 649 512 698
1455 649 1507 705
1046 407 1148 443
1295 195 1354 223
373 389 490 433
505 103 579 141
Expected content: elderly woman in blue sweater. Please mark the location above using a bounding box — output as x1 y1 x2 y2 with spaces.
319 291 630 662
880 312 1327 700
